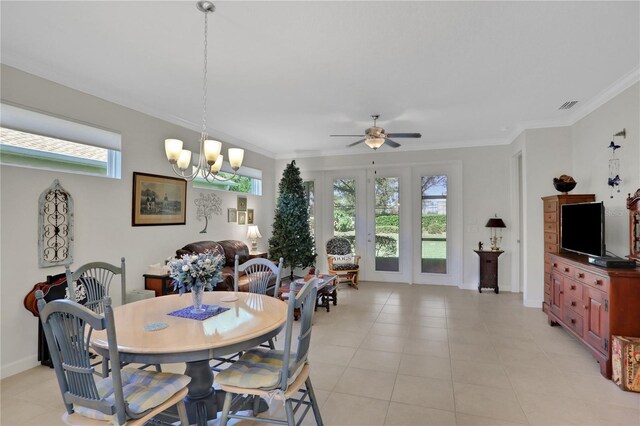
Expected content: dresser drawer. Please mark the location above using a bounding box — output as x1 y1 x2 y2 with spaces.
564 279 582 301
575 268 610 293
551 259 573 276
544 200 558 213
545 243 559 253
564 293 583 315
544 222 558 233
563 308 584 337
544 212 557 223
545 232 558 244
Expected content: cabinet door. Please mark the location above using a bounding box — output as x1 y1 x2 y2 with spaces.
550 273 564 318
583 286 609 354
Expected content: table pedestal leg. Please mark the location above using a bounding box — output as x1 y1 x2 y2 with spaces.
184 360 216 426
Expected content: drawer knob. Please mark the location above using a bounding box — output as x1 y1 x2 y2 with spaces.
553 263 558 267
578 273 585 278
570 319 576 324
570 285 576 290
559 291 564 295
595 279 603 286
584 305 588 310
571 301 576 307
564 267 570 273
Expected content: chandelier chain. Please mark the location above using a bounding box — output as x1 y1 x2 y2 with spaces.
201 10 208 140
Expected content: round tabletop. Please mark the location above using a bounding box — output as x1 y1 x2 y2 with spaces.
91 291 287 364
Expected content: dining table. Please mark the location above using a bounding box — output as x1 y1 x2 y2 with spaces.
90 291 288 426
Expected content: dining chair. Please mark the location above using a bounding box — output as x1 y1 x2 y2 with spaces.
326 237 360 289
35 291 190 426
215 278 323 426
211 256 285 372
65 258 160 377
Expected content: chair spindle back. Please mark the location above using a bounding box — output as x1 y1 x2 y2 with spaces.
234 256 283 295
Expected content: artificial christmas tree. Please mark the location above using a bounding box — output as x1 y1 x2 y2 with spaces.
269 160 316 279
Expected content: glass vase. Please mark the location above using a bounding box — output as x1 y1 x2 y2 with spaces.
191 285 205 314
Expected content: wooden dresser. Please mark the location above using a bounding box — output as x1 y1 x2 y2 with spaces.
547 252 640 378
542 194 594 312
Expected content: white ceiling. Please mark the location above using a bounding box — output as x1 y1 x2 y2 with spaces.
2 1 639 159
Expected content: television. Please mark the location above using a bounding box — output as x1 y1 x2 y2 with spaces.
561 202 605 257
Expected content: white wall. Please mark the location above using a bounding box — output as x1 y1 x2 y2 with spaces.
275 144 515 291
572 82 640 257
0 65 276 378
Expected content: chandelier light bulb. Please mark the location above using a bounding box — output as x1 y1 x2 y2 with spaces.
228 148 245 170
177 149 192 170
210 154 223 173
204 139 222 164
165 139 183 163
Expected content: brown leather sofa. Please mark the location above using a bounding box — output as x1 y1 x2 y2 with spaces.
176 240 253 292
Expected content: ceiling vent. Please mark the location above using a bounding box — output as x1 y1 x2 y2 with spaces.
558 101 579 110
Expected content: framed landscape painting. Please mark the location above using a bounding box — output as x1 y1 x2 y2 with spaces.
132 172 187 226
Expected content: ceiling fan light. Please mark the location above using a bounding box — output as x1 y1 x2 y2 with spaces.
365 137 385 150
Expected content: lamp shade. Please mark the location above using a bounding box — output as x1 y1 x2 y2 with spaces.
165 139 183 162
203 139 222 164
365 137 385 150
228 148 245 170
485 217 506 228
247 225 262 239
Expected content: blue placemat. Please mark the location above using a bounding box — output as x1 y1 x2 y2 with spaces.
167 305 230 321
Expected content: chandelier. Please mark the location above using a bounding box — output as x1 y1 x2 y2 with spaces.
164 1 244 182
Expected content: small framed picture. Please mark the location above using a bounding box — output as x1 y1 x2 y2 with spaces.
227 208 237 223
237 196 248 212
247 209 254 224
237 211 247 225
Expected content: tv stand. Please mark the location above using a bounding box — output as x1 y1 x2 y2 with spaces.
547 252 640 378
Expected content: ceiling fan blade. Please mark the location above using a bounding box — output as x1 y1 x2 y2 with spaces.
347 139 366 147
384 138 401 148
330 134 365 137
386 133 422 138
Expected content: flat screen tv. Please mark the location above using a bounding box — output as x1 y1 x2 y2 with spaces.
561 202 605 257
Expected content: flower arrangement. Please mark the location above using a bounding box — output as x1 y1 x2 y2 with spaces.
167 251 224 295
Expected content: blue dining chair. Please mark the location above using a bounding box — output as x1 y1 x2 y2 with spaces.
36 291 190 426
215 278 323 426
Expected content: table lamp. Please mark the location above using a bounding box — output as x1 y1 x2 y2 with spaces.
247 225 262 254
485 215 506 251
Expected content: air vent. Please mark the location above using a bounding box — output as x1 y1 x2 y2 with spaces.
558 101 579 110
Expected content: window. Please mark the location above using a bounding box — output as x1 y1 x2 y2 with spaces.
375 176 400 272
333 178 356 253
193 165 262 195
0 103 121 178
303 181 315 243
421 175 447 273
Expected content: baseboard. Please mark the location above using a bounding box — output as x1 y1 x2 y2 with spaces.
0 355 39 379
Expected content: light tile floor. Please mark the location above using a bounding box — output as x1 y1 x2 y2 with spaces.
2 282 639 425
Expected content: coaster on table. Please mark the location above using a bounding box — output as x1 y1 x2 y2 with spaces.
144 322 168 331
167 305 230 321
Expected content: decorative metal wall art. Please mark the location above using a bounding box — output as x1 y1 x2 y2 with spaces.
607 128 625 198
38 179 74 267
194 192 222 233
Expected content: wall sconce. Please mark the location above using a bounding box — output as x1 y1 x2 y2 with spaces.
485 215 506 251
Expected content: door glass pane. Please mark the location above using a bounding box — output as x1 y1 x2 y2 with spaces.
421 175 447 273
303 181 315 253
333 178 356 253
375 177 400 272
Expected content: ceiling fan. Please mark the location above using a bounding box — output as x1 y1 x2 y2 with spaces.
330 114 422 150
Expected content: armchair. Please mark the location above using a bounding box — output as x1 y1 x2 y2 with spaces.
326 237 360 289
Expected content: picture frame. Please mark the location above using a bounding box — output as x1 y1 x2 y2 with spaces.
247 209 254 224
237 211 247 225
132 172 187 226
227 208 237 223
237 196 248 212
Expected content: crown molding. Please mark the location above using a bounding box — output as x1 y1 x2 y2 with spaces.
0 56 277 159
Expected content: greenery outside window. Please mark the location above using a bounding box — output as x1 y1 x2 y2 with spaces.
193 165 262 195
333 178 357 253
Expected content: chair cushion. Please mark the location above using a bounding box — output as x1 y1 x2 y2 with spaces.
333 263 359 271
75 368 191 421
326 237 352 256
216 348 294 390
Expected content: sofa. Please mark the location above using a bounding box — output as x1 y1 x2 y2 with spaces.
176 240 262 292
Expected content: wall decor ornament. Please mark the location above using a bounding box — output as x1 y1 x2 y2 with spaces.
237 211 247 225
607 128 625 198
237 196 248 212
132 172 187 226
227 208 237 223
247 209 254 224
194 192 222 233
38 179 74 267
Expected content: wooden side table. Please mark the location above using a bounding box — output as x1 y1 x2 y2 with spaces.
474 250 503 294
143 274 176 297
249 251 268 260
